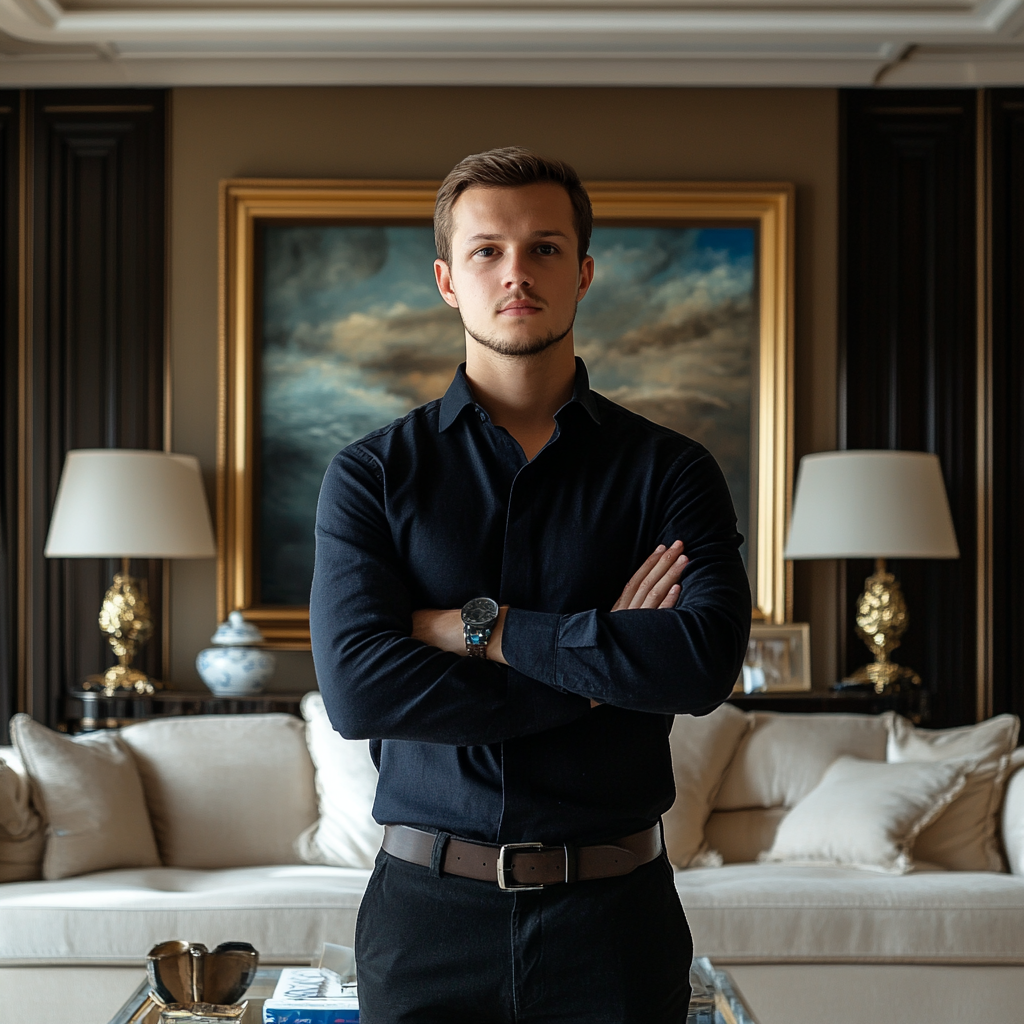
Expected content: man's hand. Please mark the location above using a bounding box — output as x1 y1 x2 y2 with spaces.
589 540 687 707
611 540 688 612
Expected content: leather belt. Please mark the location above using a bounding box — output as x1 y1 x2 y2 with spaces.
382 823 662 891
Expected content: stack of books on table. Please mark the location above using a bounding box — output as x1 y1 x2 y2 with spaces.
262 968 359 1023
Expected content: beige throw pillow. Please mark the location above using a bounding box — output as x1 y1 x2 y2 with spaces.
887 713 1019 872
663 703 752 868
0 753 44 882
703 807 788 864
715 711 893 811
295 692 383 869
761 755 975 874
120 713 318 868
11 714 160 880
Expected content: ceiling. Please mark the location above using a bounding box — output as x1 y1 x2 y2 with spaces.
0 0 1022 88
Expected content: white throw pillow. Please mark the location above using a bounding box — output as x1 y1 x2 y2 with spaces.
887 713 1019 872
295 691 383 869
760 754 976 874
1000 747 1024 875
11 714 160 880
0 752 44 883
663 703 752 868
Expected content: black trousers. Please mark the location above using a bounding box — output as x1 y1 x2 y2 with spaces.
354 847 693 1024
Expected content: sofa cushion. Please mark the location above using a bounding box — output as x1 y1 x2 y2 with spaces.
761 755 973 874
11 715 160 881
119 714 318 869
663 703 752 868
888 714 1020 872
0 865 367 965
678 863 1024 964
714 712 892 811
704 808 787 864
295 692 383 870
0 749 44 884
3 861 1022 968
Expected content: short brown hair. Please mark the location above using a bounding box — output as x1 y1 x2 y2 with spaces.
434 147 593 265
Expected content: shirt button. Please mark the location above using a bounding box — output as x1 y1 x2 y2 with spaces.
478 411 486 422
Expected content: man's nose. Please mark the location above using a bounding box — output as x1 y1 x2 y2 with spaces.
502 249 534 290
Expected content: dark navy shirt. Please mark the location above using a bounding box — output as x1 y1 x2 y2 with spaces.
310 358 750 846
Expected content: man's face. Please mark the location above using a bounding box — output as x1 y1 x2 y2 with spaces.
434 183 595 357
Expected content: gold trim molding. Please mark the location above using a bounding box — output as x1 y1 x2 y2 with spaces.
219 178 795 647
975 90 994 723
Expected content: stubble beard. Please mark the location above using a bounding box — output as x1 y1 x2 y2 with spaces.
461 303 578 358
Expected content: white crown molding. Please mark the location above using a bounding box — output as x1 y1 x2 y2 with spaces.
0 0 1023 44
0 1 1020 87
0 54 898 87
881 43 1024 83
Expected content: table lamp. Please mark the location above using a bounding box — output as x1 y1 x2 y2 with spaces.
784 450 959 694
44 449 217 696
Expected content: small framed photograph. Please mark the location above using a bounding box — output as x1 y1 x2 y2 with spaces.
734 623 811 693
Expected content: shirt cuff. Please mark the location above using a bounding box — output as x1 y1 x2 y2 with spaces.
502 607 561 686
502 607 600 688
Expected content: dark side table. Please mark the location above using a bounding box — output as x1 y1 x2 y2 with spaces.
64 688 304 733
729 681 928 723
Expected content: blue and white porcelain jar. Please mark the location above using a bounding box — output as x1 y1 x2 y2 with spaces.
196 611 276 697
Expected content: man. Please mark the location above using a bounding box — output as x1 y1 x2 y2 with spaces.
310 147 750 1024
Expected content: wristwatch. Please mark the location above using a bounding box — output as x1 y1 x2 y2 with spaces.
462 597 500 659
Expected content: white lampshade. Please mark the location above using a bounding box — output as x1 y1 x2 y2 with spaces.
45 449 216 559
785 450 959 560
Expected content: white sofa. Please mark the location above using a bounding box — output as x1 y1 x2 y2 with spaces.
1 701 1023 1024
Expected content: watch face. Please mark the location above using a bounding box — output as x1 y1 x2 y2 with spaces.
462 597 499 628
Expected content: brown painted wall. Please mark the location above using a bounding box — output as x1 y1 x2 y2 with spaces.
169 85 838 691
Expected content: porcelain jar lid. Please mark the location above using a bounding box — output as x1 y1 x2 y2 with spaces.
211 610 265 646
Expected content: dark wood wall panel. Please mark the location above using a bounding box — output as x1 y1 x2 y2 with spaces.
0 95 20 743
840 90 977 727
990 89 1024 722
24 90 165 727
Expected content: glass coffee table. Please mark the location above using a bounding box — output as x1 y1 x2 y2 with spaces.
109 957 758 1024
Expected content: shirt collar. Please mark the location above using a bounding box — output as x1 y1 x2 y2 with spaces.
438 356 602 432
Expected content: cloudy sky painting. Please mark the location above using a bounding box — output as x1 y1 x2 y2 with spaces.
259 223 756 606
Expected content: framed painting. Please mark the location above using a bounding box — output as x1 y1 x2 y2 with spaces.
219 179 794 648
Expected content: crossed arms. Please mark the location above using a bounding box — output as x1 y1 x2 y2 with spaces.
412 542 689 707
310 446 751 748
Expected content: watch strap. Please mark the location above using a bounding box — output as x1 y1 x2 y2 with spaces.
464 625 492 658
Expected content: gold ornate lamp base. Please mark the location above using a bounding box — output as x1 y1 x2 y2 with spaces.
849 660 922 693
851 557 922 694
83 557 159 697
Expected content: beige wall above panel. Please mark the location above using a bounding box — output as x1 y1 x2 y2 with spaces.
169 85 838 691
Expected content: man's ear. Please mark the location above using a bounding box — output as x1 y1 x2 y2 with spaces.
576 254 595 303
434 259 460 309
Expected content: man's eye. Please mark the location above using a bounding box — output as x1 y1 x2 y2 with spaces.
536 244 557 255
474 247 496 258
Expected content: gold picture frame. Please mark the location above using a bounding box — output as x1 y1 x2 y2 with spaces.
219 178 794 648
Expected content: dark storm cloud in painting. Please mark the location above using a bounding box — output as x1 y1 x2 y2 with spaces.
259 224 755 606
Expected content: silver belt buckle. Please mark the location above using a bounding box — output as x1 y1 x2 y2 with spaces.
496 842 547 891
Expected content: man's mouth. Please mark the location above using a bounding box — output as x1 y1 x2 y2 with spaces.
498 300 543 316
